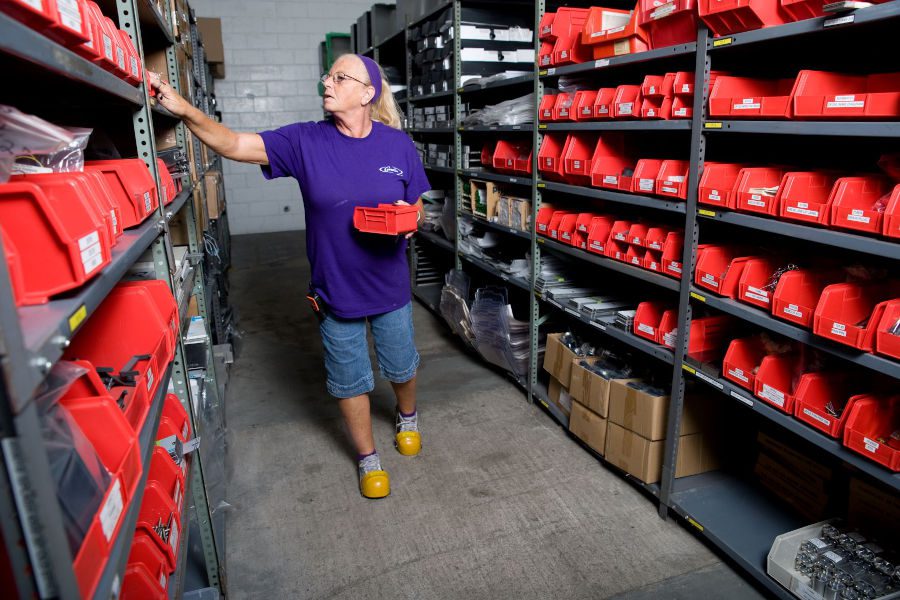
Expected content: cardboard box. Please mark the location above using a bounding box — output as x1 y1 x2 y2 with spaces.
144 49 168 78
569 401 607 456
548 376 572 417
204 170 224 219
604 423 721 484
569 359 640 419
542 333 579 388
608 379 671 441
187 294 200 318
156 126 178 152
196 18 224 64
169 212 189 245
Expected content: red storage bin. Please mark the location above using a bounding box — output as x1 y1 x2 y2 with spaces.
589 10 650 59
587 216 614 254
47 0 92 47
642 73 674 99
593 87 617 119
118 29 142 86
609 220 632 244
82 2 118 71
149 446 185 513
632 159 665 195
699 0 788 37
549 7 592 65
539 40 554 68
0 175 113 306
552 93 575 121
695 245 742 296
793 373 861 437
722 336 768 390
753 352 805 413
634 301 668 342
119 280 178 356
581 6 635 44
572 90 600 121
613 85 642 119
539 94 557 121
575 212 596 235
876 299 900 360
590 134 633 189
539 12 556 40
628 222 649 247
662 232 686 278
644 249 663 272
776 171 838 225
698 162 744 208
624 245 643 267
156 158 177 206
1 0 58 32
771 268 831 329
536 205 556 236
792 70 900 120
123 532 171 600
558 213 580 245
734 167 785 215
538 134 567 181
562 134 599 185
670 95 693 119
658 308 679 348
883 184 900 239
353 204 418 234
493 140 532 175
656 159 690 199
642 96 669 120
605 220 632 261
813 283 886 351
843 395 900 471
737 257 778 309
674 71 696 96
136 482 183 571
514 149 533 176
709 75 794 118
85 159 158 229
645 226 668 251
481 141 495 167
684 315 734 363
638 0 699 48
548 211 571 240
780 0 824 21
162 393 192 441
829 176 894 235
82 170 123 241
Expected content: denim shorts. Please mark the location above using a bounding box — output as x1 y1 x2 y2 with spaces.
319 302 420 398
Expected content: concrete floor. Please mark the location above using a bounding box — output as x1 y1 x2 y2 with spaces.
222 232 767 600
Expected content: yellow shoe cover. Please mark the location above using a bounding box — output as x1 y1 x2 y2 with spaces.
395 431 421 456
360 470 390 499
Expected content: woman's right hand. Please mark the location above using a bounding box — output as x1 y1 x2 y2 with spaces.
148 72 192 118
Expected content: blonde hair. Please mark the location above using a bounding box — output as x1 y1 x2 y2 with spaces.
369 64 403 129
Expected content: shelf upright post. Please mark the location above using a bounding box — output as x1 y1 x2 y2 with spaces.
528 0 546 404
453 1 463 272
657 24 711 518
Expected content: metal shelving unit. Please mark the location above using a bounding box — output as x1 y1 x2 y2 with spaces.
542 121 692 131
417 229 456 252
702 120 900 137
538 43 698 78
458 169 533 186
539 180 688 214
462 213 532 241
458 252 531 291
0 1 226 597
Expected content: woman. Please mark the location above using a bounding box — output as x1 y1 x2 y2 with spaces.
150 54 430 500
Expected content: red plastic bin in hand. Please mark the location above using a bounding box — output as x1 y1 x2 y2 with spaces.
136 482 183 571
771 268 832 329
562 134 599 185
793 373 861 437
737 257 779 309
656 160 690 199
709 75 794 118
699 0 789 37
722 336 768 390
734 167 784 215
613 85 642 119
123 532 172 600
0 174 113 306
780 0 824 21
548 210 571 240
753 352 805 413
638 0 699 48
85 159 158 229
698 162 745 208
572 90 600 121
776 171 839 225
538 134 567 181
587 216 614 254
843 395 900 471
662 232 687 279
539 93 557 121
593 87 617 119
558 213 580 245
632 159 665 195
684 315 734 363
829 176 894 235
634 301 669 342
876 299 900 360
791 70 900 120
883 184 900 239
353 203 419 235
590 134 633 189
552 93 575 121
813 283 887 351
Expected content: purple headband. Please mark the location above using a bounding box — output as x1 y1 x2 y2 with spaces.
357 54 382 102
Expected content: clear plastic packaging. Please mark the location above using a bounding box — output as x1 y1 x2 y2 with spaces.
461 93 535 126
0 104 77 182
12 127 93 174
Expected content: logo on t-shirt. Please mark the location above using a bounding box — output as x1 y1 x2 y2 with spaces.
379 166 404 176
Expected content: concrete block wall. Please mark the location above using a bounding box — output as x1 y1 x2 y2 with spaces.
190 0 391 234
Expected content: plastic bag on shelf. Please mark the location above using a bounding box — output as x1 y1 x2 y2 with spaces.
0 104 77 182
461 93 535 126
470 287 530 376
12 127 93 175
440 269 475 344
35 361 112 556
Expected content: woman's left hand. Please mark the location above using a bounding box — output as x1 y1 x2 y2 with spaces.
394 200 420 239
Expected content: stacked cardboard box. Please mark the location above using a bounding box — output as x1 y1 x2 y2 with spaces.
542 332 580 418
197 17 225 79
567 357 638 455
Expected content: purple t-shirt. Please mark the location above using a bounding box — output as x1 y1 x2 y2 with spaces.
259 120 430 318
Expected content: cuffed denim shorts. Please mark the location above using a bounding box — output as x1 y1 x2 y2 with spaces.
319 301 420 398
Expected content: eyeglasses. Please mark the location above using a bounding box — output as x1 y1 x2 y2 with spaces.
320 71 369 86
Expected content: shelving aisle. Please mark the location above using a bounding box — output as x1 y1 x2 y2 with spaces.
0 1 228 597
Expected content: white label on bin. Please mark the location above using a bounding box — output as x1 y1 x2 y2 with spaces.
598 106 609 114
668 176 685 183
830 323 847 337
604 175 618 185
662 331 676 347
824 551 843 564
674 108 688 116
78 231 103 275
748 286 768 298
639 179 654 191
784 305 803 318
734 100 761 110
668 262 682 274
590 242 604 251
130 56 139 77
648 109 656 117
662 186 678 194
159 574 167 589
22 0 43 9
803 409 831 427
174 480 182 508
727 367 749 383
591 31 604 38
143 191 152 213
760 384 785 407
560 109 569 116
864 437 880 453
619 103 633 114
824 14 855 27
701 274 719 288
651 3 677 19
169 520 179 554
102 34 114 60
573 160 582 170
561 50 569 58
696 371 724 390
116 47 126 70
56 0 83 31
608 25 627 34
99 479 124 541
649 242 662 249
146 366 154 392
787 205 819 218
615 233 627 241
582 107 592 115
110 210 118 234
632 237 642 244
631 256 641 265
745 291 769 303
649 86 657 94
847 211 871 224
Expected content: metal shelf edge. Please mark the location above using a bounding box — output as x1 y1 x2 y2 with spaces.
458 169 534 186
416 230 455 252
540 181 687 214
458 73 536 94
539 44 698 78
458 253 530 291
532 380 570 428
702 120 900 137
461 213 532 240
542 121 692 132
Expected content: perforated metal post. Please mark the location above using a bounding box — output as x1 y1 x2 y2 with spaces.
528 0 546 402
453 0 463 272
657 25 711 518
